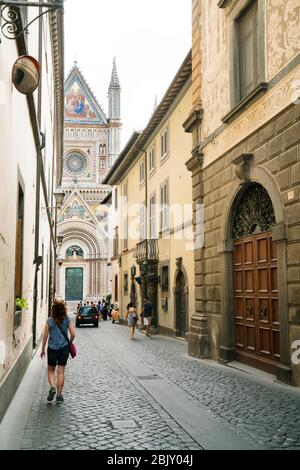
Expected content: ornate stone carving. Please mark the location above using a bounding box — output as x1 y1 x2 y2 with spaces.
64 151 88 176
202 0 229 139
232 154 254 185
203 67 300 168
267 0 300 80
59 200 92 222
232 183 276 239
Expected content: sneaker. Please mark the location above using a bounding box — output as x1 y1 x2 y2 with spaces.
56 395 64 404
47 387 56 401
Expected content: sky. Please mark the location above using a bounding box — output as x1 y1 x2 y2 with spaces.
64 0 192 148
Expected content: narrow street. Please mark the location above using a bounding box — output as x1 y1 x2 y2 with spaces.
1 319 300 451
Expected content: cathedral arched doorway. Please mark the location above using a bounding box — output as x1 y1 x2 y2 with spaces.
231 183 279 374
175 271 187 338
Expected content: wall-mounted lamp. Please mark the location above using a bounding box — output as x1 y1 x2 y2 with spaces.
54 189 65 208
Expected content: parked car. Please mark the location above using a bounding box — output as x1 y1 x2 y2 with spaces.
75 306 99 328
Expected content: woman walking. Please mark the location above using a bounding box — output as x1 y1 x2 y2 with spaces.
40 300 75 403
126 302 138 339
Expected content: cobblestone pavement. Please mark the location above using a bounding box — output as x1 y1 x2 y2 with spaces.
20 320 300 450
21 321 202 450
110 324 300 450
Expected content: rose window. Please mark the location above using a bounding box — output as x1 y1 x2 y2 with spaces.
64 152 88 176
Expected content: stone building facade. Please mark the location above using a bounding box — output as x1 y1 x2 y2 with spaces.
184 0 300 385
56 61 121 305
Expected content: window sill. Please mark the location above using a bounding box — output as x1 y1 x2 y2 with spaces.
159 228 170 238
222 82 268 124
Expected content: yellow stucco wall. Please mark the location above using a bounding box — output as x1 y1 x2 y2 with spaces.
116 81 194 332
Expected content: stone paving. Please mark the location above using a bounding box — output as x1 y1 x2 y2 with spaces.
111 324 300 450
21 321 201 450
20 319 300 450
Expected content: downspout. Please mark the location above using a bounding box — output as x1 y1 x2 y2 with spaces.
32 6 43 348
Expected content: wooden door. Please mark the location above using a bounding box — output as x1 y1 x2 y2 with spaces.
65 267 83 301
234 231 280 374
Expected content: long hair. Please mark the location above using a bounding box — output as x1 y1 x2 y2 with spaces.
51 300 67 325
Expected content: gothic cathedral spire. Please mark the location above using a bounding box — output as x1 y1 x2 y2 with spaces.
108 57 121 167
108 57 121 120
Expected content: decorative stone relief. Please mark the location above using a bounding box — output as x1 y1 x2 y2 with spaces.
202 0 230 139
59 199 92 223
232 183 276 239
232 154 254 185
203 66 300 168
267 0 300 80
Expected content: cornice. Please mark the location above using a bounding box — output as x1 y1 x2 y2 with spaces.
218 0 231 7
49 6 64 187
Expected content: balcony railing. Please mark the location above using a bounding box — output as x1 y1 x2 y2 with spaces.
133 239 159 263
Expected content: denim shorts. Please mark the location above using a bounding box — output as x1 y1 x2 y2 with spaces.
47 345 69 366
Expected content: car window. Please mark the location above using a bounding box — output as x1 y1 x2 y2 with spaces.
79 307 98 315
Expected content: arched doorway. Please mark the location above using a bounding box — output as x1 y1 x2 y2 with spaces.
175 271 187 338
232 183 279 374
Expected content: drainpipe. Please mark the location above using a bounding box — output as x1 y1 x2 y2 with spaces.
32 7 43 348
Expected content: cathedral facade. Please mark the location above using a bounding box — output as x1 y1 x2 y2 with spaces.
56 60 121 305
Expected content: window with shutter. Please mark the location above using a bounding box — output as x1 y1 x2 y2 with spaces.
150 194 156 238
160 182 169 231
238 1 258 100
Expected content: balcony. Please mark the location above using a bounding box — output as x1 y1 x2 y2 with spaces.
133 239 159 264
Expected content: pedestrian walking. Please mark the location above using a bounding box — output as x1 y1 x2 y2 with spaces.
111 304 119 323
40 300 75 404
126 302 138 339
141 296 153 337
101 301 108 320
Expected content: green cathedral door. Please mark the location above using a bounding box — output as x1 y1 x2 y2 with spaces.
65 268 83 301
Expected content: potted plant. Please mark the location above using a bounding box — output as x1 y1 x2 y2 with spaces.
15 297 29 311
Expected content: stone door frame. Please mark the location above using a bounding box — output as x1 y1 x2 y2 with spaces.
218 164 291 384
173 259 189 339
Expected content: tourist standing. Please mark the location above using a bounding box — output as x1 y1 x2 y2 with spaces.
141 297 153 337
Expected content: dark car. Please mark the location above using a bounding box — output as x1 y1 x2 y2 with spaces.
75 306 99 328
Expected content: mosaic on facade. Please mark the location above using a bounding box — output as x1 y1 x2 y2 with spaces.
65 81 97 120
59 199 93 223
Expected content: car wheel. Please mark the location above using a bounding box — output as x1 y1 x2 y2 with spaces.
94 322 99 328
75 322 80 328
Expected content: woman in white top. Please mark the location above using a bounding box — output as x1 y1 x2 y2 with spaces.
126 302 138 339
